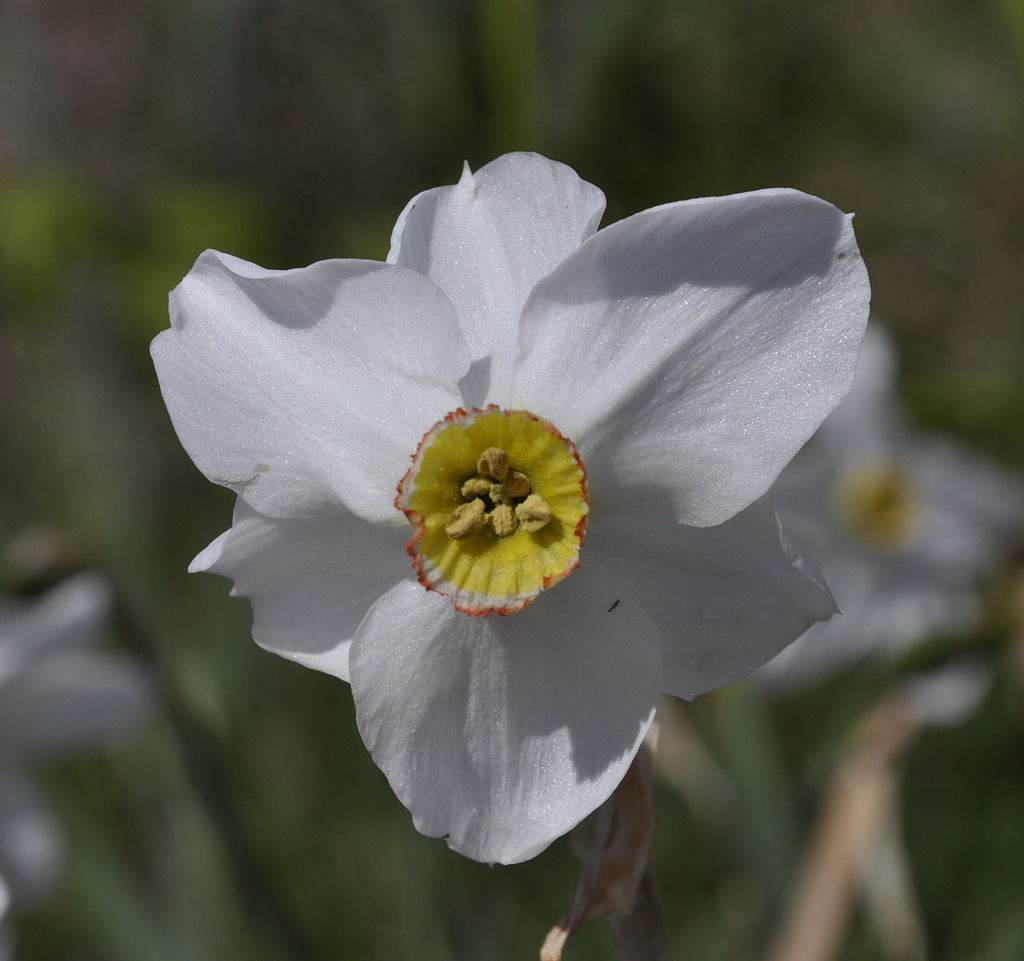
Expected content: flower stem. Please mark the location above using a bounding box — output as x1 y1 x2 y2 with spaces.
610 867 673 961
764 695 922 961
540 723 673 960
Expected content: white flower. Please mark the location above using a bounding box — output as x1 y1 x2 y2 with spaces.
0 573 151 920
152 152 870 863
763 322 1024 687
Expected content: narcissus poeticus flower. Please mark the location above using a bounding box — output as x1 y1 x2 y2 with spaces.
0 573 150 929
152 152 870 863
763 322 1024 687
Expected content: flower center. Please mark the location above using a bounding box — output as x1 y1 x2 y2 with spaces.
836 462 920 552
396 407 589 615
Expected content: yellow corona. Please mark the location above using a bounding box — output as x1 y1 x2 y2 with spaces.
397 407 590 615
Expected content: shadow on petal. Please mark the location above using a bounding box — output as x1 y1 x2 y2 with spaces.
350 566 661 862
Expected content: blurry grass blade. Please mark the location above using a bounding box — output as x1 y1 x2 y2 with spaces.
716 683 798 902
479 0 543 150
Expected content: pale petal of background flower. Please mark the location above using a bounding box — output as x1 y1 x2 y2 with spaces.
0 573 151 929
762 322 1024 686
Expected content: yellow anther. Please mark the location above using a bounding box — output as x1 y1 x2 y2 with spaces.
477 447 511 480
501 470 532 499
445 498 486 540
515 494 552 532
460 475 493 499
488 503 517 537
837 463 920 552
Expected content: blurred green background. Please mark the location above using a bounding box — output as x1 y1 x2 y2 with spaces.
2 0 1024 958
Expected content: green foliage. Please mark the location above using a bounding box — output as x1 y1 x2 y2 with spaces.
0 173 104 321
3 0 1024 957
115 183 277 340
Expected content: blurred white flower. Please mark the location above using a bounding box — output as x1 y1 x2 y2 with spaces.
762 322 1024 687
152 152 869 863
0 573 151 924
896 657 992 727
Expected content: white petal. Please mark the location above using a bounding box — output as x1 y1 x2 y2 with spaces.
815 320 901 461
0 770 60 906
0 652 151 758
758 550 979 689
0 573 111 675
898 659 992 727
349 567 661 864
512 189 870 526
152 251 471 523
192 499 411 682
586 495 836 699
911 434 1024 572
388 153 606 407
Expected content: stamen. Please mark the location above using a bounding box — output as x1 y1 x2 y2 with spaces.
489 503 517 537
477 447 511 480
445 498 486 540
501 470 531 499
449 447 545 539
515 494 552 532
460 475 493 499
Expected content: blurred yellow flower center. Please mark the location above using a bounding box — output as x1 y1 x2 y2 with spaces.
397 407 589 615
836 463 920 552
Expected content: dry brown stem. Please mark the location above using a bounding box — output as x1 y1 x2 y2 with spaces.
765 695 923 961
540 723 672 961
